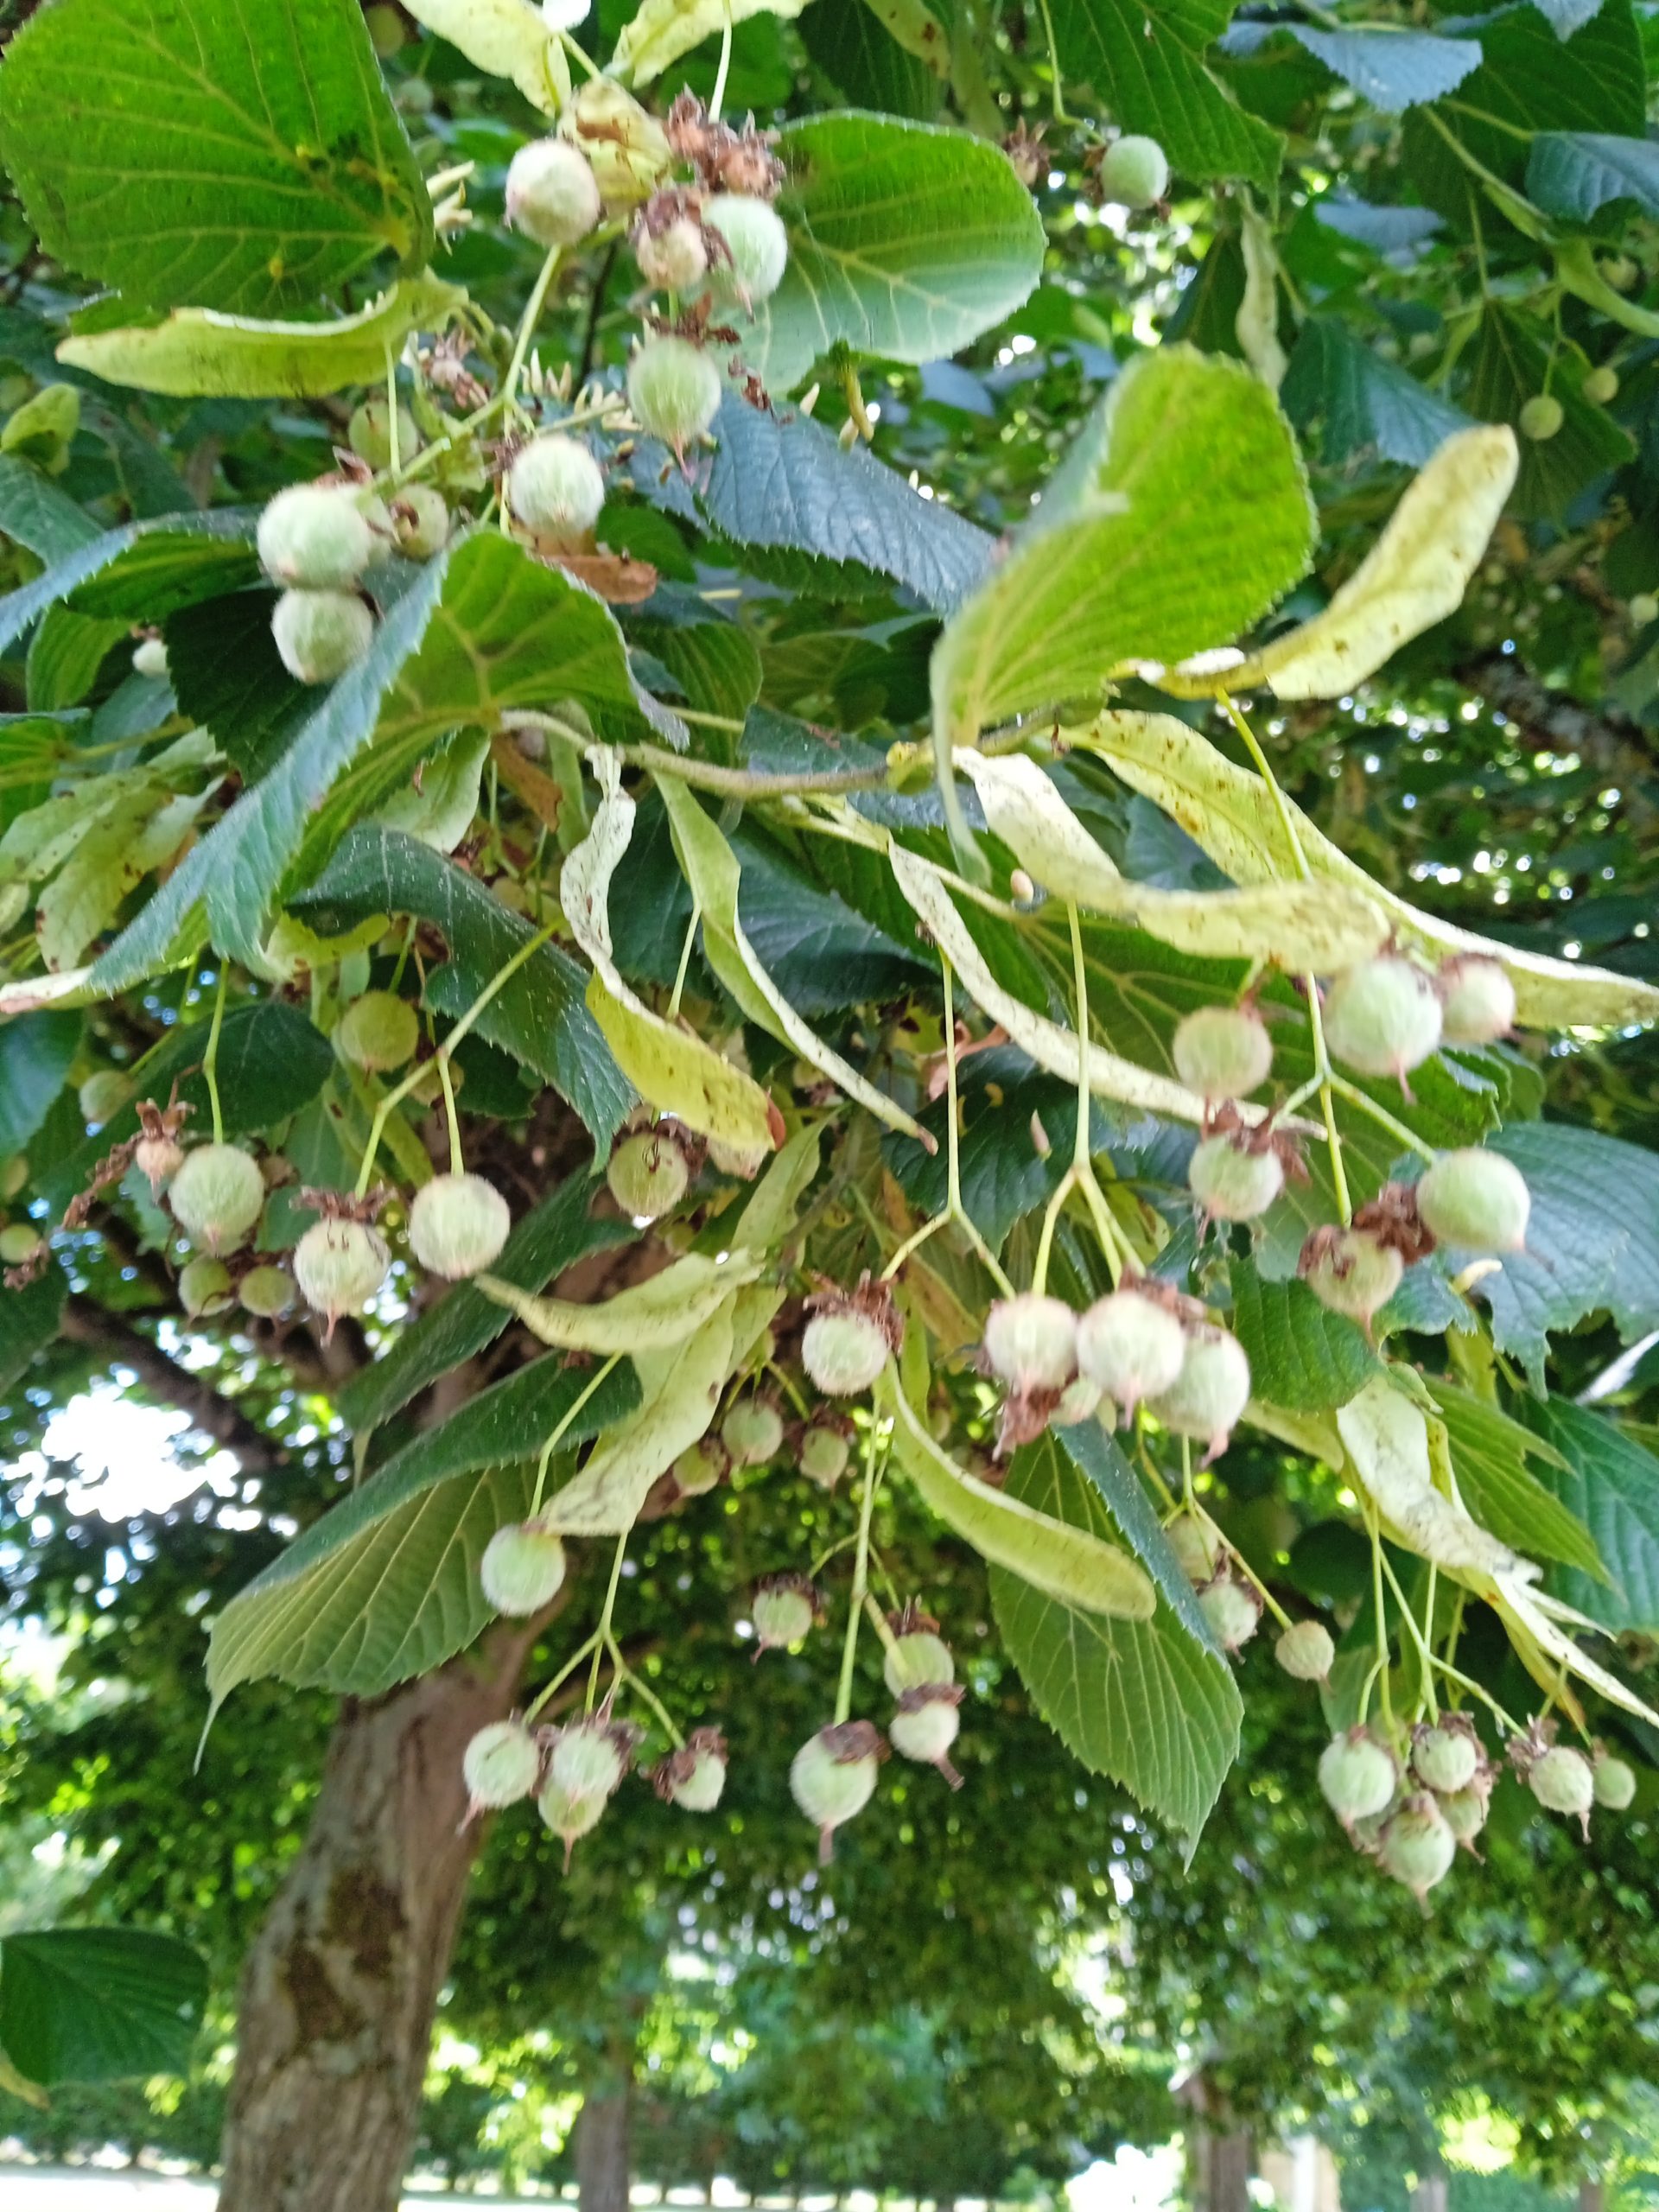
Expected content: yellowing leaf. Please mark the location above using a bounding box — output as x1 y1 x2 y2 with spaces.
882 1371 1156 1618
613 0 809 84
398 0 569 111
1493 1576 1659 1726
955 751 1386 970
543 1303 734 1534
1335 1372 1518 1575
57 276 468 399
1236 202 1287 391
561 750 779 1154
479 1249 761 1354
1077 709 1659 1030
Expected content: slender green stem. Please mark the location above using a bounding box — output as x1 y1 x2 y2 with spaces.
605 1637 683 1748
1325 1072 1438 1164
834 1427 883 1726
1218 690 1308 880
614 739 890 798
504 245 564 415
588 1533 630 1713
437 1052 464 1173
523 1631 601 1723
1033 0 1071 122
667 899 701 1020
709 10 734 118
1180 1435 1196 1513
531 1356 622 1518
1030 1166 1075 1297
203 969 228 1144
1306 984 1352 1225
1366 1500 1395 1738
1378 1547 1438 1723
384 344 401 474
1066 901 1127 1279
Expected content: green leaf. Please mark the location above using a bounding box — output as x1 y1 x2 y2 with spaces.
1282 316 1477 471
163 589 311 781
694 392 993 613
0 510 257 660
989 1428 1242 1847
0 1259 67 1395
1465 307 1634 524
643 612 764 726
1228 1258 1379 1414
0 455 101 563
1053 1416 1223 1655
26 606 129 710
0 0 434 315
0 1929 207 2088
798 0 945 117
744 114 1046 392
0 1008 79 1155
1281 27 1481 111
613 0 809 82
543 1305 739 1535
1523 1399 1659 1636
337 1177 634 1434
1427 1382 1604 1580
932 349 1313 752
58 276 469 400
1528 131 1659 219
482 1249 765 1356
294 825 631 1150
1050 0 1283 192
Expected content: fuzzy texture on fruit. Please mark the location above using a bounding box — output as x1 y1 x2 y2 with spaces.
537 1776 607 1863
131 636 168 681
722 1396 785 1467
1318 1729 1398 1824
752 1574 819 1650
889 1688 963 1783
606 1125 690 1221
463 1720 542 1812
982 1293 1077 1391
1321 957 1443 1084
558 79 672 208
334 990 419 1074
348 397 419 471
1148 1325 1251 1459
1298 1226 1403 1325
673 1438 729 1497
1436 956 1516 1046
179 1255 232 1317
1582 365 1618 405
1519 393 1564 442
0 1222 40 1264
799 1421 851 1489
1593 1753 1637 1809
294 1217 391 1325
548 1720 632 1805
1188 1132 1284 1221
790 1720 883 1861
257 483 374 589
238 1264 294 1318
1052 1373 1103 1425
802 1307 891 1395
1412 1718 1480 1795
1633 593 1659 627
1095 133 1170 207
169 1143 266 1254
1172 1004 1273 1101
1379 1795 1456 1900
1198 1572 1262 1653
1275 1618 1335 1681
883 1629 955 1696
1077 1289 1189 1413
508 433 606 544
655 1730 728 1812
409 1172 512 1280
1414 1148 1530 1253
708 1134 766 1179
391 483 449 561
1164 1510 1219 1584
506 137 602 245
704 193 790 306
627 335 723 449
1439 1783 1489 1849
134 1134 184 1196
1529 1744 1594 1830
635 215 709 291
78 1070 130 1125
480 1523 567 1615
271 588 374 684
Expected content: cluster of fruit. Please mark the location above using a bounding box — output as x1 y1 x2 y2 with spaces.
253 465 448 687
463 1705 728 1867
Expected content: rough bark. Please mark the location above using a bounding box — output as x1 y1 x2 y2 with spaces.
215 1625 538 2212
575 2066 633 2212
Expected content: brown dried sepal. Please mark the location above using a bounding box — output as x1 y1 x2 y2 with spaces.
995 1383 1063 1458
819 1718 888 1766
755 1570 827 1624
1205 1098 1308 1182
297 1184 391 1224
1002 120 1047 189
1352 1180 1437 1265
664 92 785 199
652 1726 728 1802
3 1238 52 1292
804 1270 904 1350
887 1600 941 1638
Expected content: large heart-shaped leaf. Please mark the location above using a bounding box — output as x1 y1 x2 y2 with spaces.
0 1929 207 2088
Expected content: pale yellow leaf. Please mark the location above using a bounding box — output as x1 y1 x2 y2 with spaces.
398 0 569 111
543 1302 734 1534
1335 1372 1517 1575
478 1249 760 1354
1236 203 1287 391
613 0 809 84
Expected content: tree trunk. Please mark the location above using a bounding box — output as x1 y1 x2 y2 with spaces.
576 2038 635 2212
1579 2184 1605 2212
216 1630 535 2212
1409 2174 1447 2212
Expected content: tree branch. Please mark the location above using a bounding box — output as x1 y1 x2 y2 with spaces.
59 1295 288 1473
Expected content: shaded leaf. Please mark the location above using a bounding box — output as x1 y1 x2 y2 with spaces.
1282 316 1476 471
0 1930 207 2088
1528 131 1659 219
1285 27 1480 111
0 1008 79 1156
1050 0 1282 191
1229 1257 1379 1414
1524 1399 1659 1635
1429 1382 1604 1580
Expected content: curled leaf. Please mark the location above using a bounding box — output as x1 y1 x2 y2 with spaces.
397 0 569 111
1335 1371 1518 1575
543 1305 734 1535
479 1249 762 1355
613 0 810 82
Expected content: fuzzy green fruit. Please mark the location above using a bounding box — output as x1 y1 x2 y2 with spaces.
1198 1573 1261 1653
506 137 602 246
1053 1373 1103 1425
408 1171 511 1280
78 1069 130 1126
271 588 374 685
508 432 605 544
802 1305 890 1395
179 1255 232 1317
1321 956 1443 1084
481 1523 568 1615
1172 1004 1273 1101
1415 1148 1529 1253
549 1721 628 1805
1437 956 1516 1046
607 1126 690 1221
1274 1619 1334 1681
1439 1783 1489 1849
464 1719 542 1810
1077 1289 1186 1414
238 1264 294 1319
1379 1796 1456 1900
1412 1720 1479 1795
537 1775 607 1860
1530 1744 1594 1827
982 1293 1077 1392
131 636 168 681
1519 392 1564 442
334 989 419 1074
1188 1133 1283 1221
798 1421 851 1489
722 1396 785 1467
636 215 709 292
1318 1730 1397 1824
790 1721 882 1860
752 1579 817 1650
1148 1325 1251 1459
0 1222 41 1265
1582 365 1618 405
673 1438 729 1497
1094 133 1170 208
705 193 790 307
391 483 449 561
884 1630 955 1695
627 336 722 450
1298 1228 1403 1325
257 483 374 589
557 79 672 208
658 1733 728 1812
169 1143 265 1253
1164 1510 1219 1584
348 397 420 472
364 3 407 56
294 1217 390 1324
889 1689 962 1777
1593 1753 1637 1809
1631 592 1659 628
